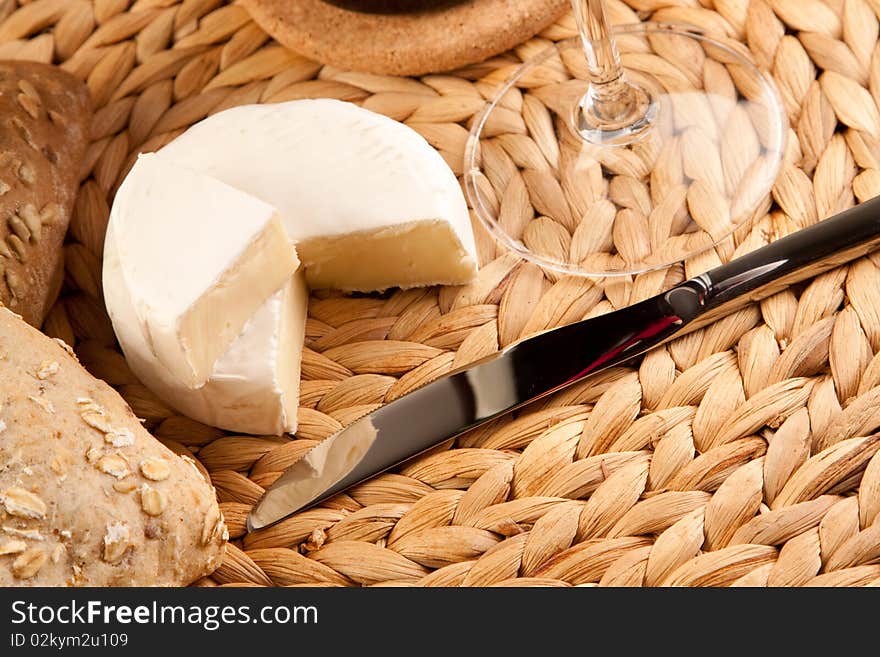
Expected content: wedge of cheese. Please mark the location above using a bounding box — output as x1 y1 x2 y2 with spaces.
159 99 478 291
108 153 299 389
104 225 308 435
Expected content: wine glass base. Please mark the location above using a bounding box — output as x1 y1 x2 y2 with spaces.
465 24 788 278
575 83 658 147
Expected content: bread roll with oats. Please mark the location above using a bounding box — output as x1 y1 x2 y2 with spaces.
0 61 90 327
0 307 226 586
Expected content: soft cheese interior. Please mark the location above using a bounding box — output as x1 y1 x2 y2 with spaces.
158 99 478 290
110 154 299 388
207 275 308 434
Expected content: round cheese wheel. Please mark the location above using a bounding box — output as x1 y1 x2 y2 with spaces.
103 100 476 435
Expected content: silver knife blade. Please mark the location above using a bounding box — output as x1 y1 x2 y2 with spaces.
247 289 700 531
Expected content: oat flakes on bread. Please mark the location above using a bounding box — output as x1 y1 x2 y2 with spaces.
0 306 226 586
0 60 90 327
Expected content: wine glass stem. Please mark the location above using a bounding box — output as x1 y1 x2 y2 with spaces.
571 0 638 123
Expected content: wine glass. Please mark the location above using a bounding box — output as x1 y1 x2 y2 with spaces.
465 0 788 277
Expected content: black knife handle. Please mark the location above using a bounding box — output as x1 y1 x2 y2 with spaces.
666 195 880 329
506 195 880 402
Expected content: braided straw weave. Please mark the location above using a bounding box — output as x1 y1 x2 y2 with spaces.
9 0 880 586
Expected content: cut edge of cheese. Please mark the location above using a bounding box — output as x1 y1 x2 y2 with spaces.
300 219 477 291
112 153 299 389
149 214 296 388
276 274 307 432
188 272 307 434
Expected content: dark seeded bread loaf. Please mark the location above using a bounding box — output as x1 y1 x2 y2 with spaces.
0 61 90 327
0 306 226 586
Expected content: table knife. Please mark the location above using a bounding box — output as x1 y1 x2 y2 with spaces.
248 195 880 532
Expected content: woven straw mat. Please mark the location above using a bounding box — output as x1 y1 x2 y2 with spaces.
9 0 880 587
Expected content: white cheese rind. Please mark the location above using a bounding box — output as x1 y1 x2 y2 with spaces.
159 99 478 290
104 216 308 435
109 153 299 388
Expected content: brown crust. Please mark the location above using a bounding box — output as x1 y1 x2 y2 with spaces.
0 307 226 586
241 0 569 76
0 61 90 327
